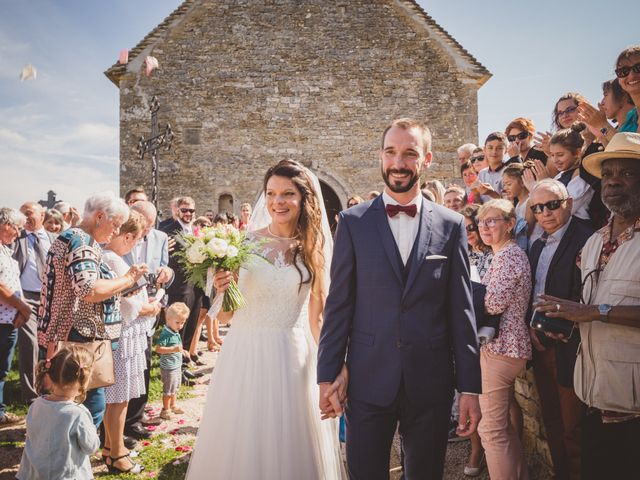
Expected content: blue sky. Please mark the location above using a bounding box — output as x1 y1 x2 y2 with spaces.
1 0 638 209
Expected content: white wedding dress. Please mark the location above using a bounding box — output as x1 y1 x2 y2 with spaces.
186 234 345 480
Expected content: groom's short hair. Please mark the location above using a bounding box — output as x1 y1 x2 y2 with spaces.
381 118 432 153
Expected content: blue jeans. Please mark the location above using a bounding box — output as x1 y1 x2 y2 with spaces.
38 330 107 428
0 324 18 417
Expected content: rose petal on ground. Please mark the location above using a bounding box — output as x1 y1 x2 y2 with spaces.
146 425 157 432
142 441 151 447
177 419 185 425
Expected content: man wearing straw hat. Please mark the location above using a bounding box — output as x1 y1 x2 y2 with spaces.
533 132 640 480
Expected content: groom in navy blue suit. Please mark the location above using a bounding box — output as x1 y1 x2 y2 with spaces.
318 118 481 479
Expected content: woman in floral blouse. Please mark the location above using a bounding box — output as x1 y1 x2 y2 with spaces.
476 199 532 480
37 192 148 427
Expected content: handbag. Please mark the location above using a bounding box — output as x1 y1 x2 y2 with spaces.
57 313 116 390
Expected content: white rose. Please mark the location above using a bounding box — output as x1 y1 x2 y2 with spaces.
185 243 207 264
226 245 239 258
204 230 217 241
206 238 229 258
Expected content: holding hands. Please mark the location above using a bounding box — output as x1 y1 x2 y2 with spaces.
319 364 349 420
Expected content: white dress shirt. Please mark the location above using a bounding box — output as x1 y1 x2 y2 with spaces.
533 221 571 300
178 219 193 234
382 190 422 265
20 228 51 293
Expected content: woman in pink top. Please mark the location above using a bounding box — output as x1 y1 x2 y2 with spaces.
476 199 532 480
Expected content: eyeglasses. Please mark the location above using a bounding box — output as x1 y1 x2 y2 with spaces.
615 62 640 78
470 155 485 164
465 223 478 232
507 131 530 142
529 199 567 215
557 105 578 117
477 217 506 228
180 208 196 214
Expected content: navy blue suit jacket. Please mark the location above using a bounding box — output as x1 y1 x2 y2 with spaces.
318 195 481 407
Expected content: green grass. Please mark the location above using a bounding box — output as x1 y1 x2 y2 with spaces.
95 433 192 479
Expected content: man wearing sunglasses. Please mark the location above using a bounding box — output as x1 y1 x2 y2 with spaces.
526 179 594 480
160 196 203 387
534 133 640 479
505 117 548 165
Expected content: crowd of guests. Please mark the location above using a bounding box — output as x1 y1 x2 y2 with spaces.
0 186 245 476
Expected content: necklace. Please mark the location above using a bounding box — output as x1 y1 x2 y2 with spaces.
267 225 298 240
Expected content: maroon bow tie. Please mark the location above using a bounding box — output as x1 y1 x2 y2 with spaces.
385 203 417 218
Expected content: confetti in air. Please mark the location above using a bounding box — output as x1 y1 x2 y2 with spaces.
144 56 159 76
20 64 37 81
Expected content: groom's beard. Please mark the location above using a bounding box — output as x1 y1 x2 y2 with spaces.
381 166 420 193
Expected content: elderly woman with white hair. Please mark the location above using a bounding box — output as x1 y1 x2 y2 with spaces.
0 208 31 426
38 192 148 427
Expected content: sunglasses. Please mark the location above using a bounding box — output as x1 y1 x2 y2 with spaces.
180 208 196 214
529 199 567 215
507 131 530 142
615 62 640 78
470 155 485 164
465 223 478 232
557 105 578 117
477 217 506 228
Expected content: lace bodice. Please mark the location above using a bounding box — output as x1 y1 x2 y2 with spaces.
232 231 311 329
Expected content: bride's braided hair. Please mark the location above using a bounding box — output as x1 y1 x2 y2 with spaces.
263 160 326 292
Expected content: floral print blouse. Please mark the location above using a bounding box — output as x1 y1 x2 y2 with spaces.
481 242 532 359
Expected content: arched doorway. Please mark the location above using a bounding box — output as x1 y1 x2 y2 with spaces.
320 181 342 233
218 193 233 214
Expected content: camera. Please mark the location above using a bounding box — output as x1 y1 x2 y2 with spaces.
144 273 158 296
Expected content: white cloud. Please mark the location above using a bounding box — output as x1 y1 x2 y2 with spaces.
0 151 118 210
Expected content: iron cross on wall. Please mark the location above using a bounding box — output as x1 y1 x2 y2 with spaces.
137 96 174 219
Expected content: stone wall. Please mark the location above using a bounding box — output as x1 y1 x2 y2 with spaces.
516 368 555 479
117 0 480 216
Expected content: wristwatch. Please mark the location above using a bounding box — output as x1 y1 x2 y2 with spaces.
597 304 612 322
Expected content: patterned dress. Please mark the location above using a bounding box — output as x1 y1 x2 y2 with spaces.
102 250 152 404
37 228 120 348
481 242 532 360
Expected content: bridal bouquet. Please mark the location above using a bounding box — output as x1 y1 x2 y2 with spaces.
177 225 257 312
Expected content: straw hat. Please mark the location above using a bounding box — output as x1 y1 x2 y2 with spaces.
583 132 640 178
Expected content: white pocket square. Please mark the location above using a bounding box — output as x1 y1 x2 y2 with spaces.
425 254 447 260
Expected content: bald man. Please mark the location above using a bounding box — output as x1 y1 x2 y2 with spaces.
11 202 57 404
123 200 174 439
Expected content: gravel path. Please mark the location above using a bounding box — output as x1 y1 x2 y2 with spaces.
0 326 489 479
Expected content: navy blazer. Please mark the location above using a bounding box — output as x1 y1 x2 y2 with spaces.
159 219 193 297
528 217 594 387
318 196 481 407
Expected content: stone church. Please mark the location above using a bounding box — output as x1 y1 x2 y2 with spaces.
105 0 491 221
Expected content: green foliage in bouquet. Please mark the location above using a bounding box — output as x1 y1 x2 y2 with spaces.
175 226 261 311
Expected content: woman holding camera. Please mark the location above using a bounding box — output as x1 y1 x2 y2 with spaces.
101 209 161 474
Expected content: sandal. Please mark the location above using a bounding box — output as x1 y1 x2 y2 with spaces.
189 354 206 366
108 454 144 474
207 341 221 352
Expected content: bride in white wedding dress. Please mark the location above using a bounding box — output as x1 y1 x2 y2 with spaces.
186 160 346 480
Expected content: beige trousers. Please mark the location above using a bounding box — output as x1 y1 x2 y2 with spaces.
478 349 529 480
